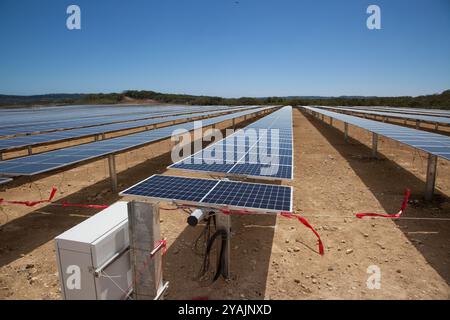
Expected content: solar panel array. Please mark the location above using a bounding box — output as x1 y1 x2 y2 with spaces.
343 106 450 118
169 106 293 180
0 106 274 176
0 105 249 137
0 106 255 152
317 106 450 125
303 106 450 161
120 174 292 213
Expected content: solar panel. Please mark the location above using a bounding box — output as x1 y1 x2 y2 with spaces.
0 106 274 176
0 105 256 151
120 174 292 213
0 177 12 185
317 106 450 125
342 106 450 118
303 106 450 161
0 105 247 137
168 106 294 180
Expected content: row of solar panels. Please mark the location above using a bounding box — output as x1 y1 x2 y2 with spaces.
0 177 12 185
342 106 450 118
0 105 192 128
0 105 248 137
303 106 450 161
0 105 255 152
0 106 275 176
0 106 196 136
0 104 230 128
168 106 293 180
316 106 450 125
120 107 295 213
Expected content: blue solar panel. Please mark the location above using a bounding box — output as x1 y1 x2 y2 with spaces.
303 106 450 161
172 162 235 173
121 175 218 202
0 106 273 176
202 180 292 212
319 106 450 124
0 105 251 137
344 106 450 118
0 177 12 185
0 105 255 151
168 106 293 180
229 163 292 179
120 174 292 213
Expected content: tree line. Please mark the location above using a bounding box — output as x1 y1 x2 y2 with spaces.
1 89 449 109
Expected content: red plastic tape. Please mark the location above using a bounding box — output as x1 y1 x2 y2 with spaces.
356 189 411 219
280 212 324 256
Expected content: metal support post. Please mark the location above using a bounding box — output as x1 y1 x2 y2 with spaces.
108 154 118 192
425 154 437 201
344 123 349 142
215 212 231 279
372 133 378 158
127 201 168 300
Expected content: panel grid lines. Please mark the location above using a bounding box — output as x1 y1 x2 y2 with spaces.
169 106 294 180
120 174 292 213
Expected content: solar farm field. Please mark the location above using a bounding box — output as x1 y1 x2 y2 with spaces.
0 105 448 300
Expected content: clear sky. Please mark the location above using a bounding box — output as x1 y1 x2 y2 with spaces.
1 0 449 97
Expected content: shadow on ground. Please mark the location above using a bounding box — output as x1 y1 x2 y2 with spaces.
164 214 276 299
303 111 450 285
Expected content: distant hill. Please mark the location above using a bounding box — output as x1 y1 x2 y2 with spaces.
0 90 449 110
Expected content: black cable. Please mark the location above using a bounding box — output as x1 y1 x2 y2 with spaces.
203 228 228 282
192 212 228 283
193 213 216 256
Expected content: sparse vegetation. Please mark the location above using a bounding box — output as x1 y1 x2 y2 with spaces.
1 89 449 109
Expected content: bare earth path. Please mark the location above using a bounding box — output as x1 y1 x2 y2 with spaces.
0 108 449 299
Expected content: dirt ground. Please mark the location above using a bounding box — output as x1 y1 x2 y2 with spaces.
0 108 449 300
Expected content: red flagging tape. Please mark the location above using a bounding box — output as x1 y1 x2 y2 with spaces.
121 238 168 300
154 239 168 256
355 189 411 219
0 187 57 207
59 203 109 209
218 207 324 256
0 187 109 210
280 212 325 256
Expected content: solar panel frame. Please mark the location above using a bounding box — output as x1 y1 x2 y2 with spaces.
120 174 293 213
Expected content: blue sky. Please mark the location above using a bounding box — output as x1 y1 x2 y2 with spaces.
1 0 449 97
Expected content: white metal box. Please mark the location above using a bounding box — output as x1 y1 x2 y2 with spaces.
55 201 131 300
